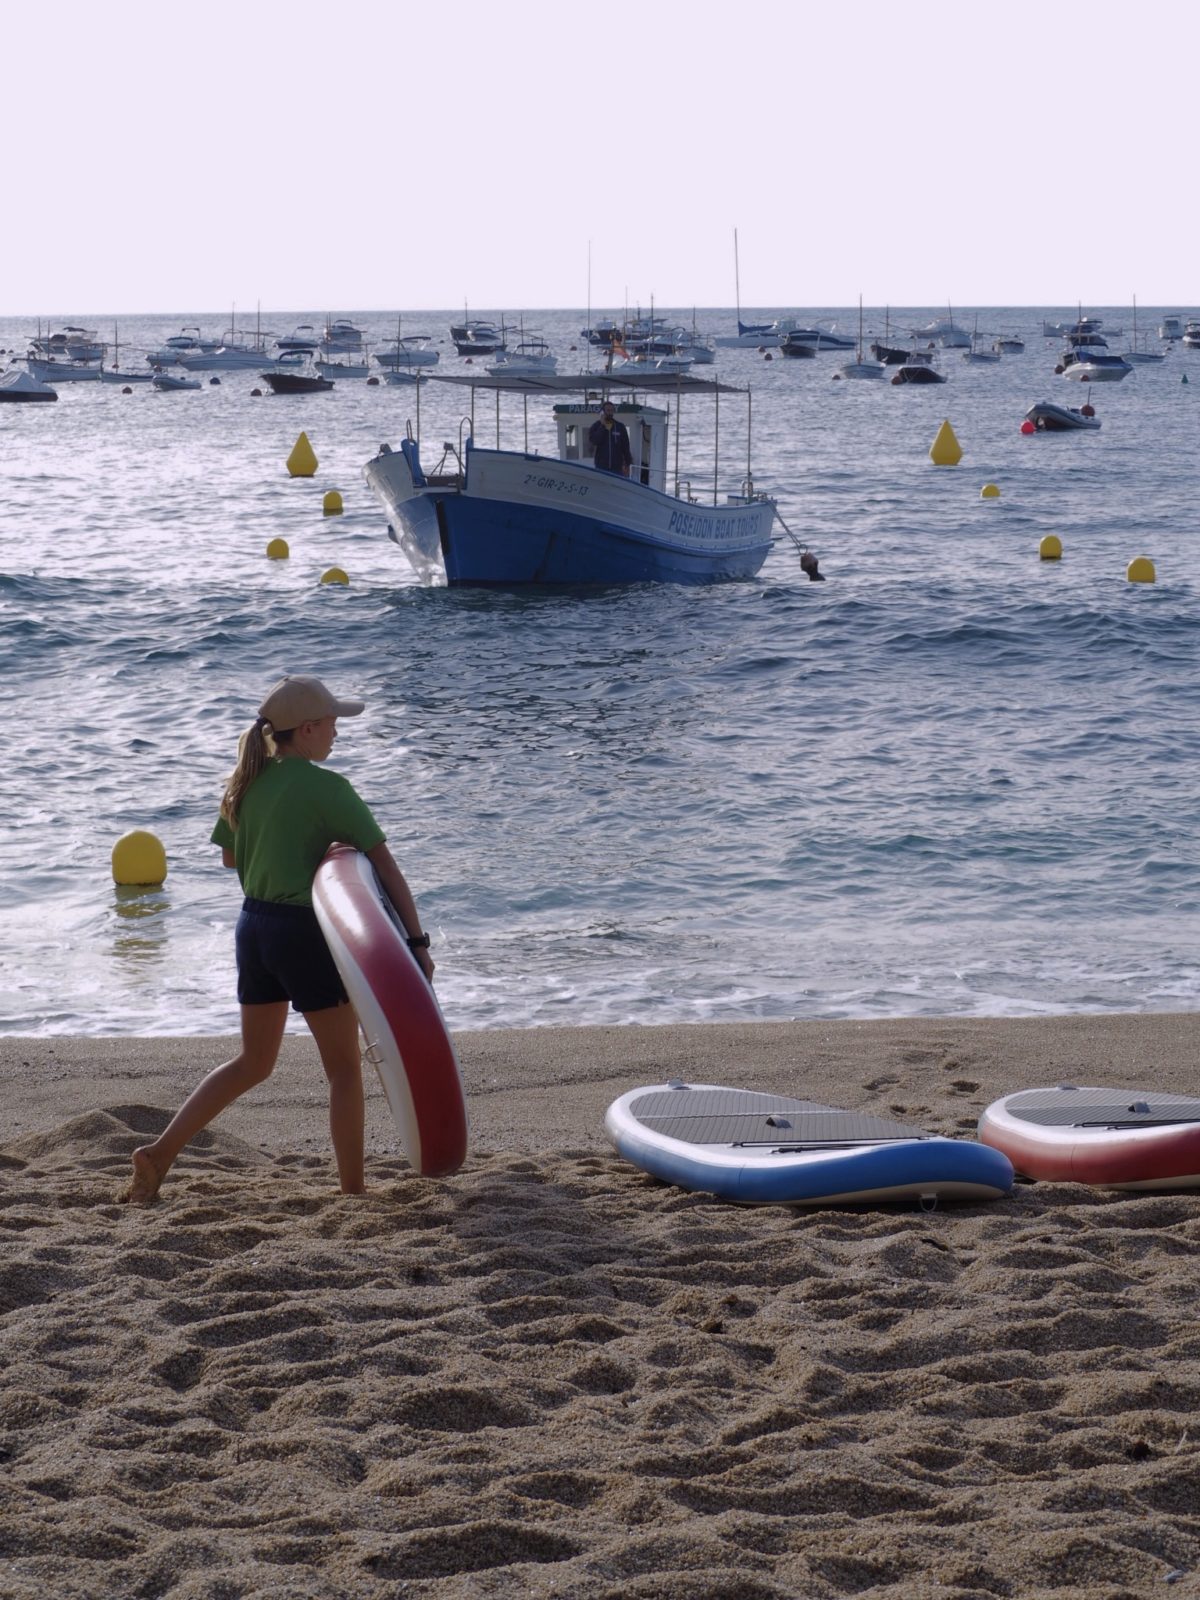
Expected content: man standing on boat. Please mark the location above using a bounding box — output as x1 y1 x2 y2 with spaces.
589 400 632 477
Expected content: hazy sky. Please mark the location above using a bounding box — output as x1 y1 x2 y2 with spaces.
8 0 1194 315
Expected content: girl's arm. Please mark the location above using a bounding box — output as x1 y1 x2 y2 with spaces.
366 842 435 981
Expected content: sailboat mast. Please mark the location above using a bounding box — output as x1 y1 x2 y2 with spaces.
733 228 742 327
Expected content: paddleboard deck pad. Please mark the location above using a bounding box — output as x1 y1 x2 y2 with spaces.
978 1086 1200 1188
605 1083 1013 1205
313 845 467 1178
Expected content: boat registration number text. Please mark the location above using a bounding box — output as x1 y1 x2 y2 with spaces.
524 473 590 497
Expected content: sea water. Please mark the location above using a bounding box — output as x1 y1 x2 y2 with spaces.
1 306 1197 1035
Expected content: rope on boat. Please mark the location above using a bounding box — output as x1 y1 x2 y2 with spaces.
773 506 809 555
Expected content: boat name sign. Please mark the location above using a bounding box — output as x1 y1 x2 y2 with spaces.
668 508 766 543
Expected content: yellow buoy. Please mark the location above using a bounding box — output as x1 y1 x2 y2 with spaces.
111 829 168 886
286 431 318 477
266 537 289 560
980 483 1001 499
320 566 350 586
322 489 344 516
929 419 963 466
1039 535 1063 561
1127 556 1156 584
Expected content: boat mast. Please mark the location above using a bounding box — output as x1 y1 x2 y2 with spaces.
586 239 592 375
733 228 742 328
713 381 720 506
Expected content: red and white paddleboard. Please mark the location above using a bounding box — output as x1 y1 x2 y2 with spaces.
312 844 466 1178
978 1086 1200 1189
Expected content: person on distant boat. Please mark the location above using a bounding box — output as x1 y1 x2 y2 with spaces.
118 674 433 1206
800 550 825 582
589 400 632 476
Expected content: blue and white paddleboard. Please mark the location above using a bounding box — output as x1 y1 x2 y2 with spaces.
605 1083 1013 1206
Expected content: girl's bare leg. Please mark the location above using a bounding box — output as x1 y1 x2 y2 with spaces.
304 1002 365 1193
120 1002 289 1203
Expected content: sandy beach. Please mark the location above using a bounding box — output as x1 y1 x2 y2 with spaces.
3 1013 1199 1598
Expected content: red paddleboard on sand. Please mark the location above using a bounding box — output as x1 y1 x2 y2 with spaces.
978 1086 1200 1189
312 844 466 1178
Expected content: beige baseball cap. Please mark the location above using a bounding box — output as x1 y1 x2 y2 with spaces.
258 674 365 730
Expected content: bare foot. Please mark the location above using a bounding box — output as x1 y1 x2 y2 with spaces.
117 1147 166 1205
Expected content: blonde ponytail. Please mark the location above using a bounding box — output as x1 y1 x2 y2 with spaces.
219 718 275 828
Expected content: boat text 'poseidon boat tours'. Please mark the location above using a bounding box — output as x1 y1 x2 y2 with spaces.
364 371 779 585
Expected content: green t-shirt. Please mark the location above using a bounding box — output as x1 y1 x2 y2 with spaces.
211 758 386 906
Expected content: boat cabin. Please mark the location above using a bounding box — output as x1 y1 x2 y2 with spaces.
554 401 669 492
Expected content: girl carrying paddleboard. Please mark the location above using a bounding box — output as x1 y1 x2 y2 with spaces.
119 675 433 1203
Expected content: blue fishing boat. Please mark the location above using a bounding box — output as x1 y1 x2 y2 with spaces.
364 372 779 586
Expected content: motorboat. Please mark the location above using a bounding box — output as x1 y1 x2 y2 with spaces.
1025 400 1100 431
870 339 917 365
321 318 365 353
778 332 818 359
178 330 275 371
1183 321 1200 349
994 335 1025 354
778 327 855 353
276 324 321 353
383 369 427 386
29 326 104 361
1063 360 1130 383
612 350 694 375
314 355 369 378
151 369 202 391
262 366 334 394
375 335 440 370
581 318 622 347
713 317 800 349
1160 315 1184 341
912 313 971 348
891 350 945 384
1060 348 1132 381
147 328 222 363
1044 314 1103 339
487 338 557 376
364 369 778 586
452 320 507 356
0 368 57 402
26 355 102 383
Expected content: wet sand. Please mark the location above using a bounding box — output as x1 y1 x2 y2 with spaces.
2 1014 1199 1598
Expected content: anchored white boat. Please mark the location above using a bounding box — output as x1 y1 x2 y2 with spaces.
26 355 102 383
836 297 886 380
320 318 365 353
375 335 440 371
152 369 202 391
487 338 557 376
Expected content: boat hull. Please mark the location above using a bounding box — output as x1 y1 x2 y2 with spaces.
365 442 777 586
1025 401 1100 431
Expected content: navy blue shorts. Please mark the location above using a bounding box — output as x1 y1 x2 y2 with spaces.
235 899 348 1013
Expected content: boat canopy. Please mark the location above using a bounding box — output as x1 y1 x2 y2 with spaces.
422 370 744 396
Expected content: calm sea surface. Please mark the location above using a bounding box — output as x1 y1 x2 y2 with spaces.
2 306 1197 1036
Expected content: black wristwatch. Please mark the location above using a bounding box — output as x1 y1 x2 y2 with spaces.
406 932 431 951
